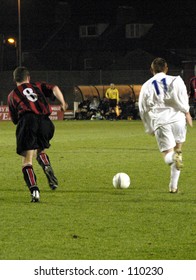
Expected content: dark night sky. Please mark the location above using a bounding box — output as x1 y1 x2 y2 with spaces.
0 0 196 52
1 0 195 29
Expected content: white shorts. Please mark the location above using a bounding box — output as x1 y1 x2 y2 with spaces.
154 121 187 152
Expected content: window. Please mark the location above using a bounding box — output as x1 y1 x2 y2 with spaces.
80 25 98 37
126 23 153 38
126 24 141 38
79 23 108 38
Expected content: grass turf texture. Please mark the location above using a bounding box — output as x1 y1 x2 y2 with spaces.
0 120 195 260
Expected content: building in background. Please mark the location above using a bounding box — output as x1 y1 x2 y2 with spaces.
0 0 196 73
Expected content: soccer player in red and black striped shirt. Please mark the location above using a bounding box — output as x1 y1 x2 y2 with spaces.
189 76 196 119
8 66 68 202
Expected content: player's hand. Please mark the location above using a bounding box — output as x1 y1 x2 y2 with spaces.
61 102 68 112
186 112 193 127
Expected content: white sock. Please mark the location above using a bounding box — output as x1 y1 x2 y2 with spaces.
169 163 180 190
164 151 174 165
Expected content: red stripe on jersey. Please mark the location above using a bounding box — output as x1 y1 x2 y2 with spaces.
8 82 55 121
193 79 196 99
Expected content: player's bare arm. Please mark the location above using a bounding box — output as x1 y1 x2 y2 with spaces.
185 112 193 127
52 85 68 111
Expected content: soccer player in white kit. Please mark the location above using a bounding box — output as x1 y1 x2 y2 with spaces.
139 58 193 193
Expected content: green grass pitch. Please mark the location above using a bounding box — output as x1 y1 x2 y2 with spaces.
0 120 195 260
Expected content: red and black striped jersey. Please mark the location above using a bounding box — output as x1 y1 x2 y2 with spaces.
8 82 56 124
189 76 196 99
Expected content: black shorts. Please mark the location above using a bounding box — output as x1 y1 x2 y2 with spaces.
109 99 117 108
16 113 55 155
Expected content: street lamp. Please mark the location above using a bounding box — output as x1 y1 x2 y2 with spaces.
18 0 21 66
7 37 18 66
7 38 16 46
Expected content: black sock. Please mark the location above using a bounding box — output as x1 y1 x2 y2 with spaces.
36 152 50 170
29 185 40 194
22 165 37 192
37 152 58 187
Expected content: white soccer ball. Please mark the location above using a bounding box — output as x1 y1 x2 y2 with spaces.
112 172 131 189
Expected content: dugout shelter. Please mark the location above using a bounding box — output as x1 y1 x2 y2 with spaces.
73 84 141 103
